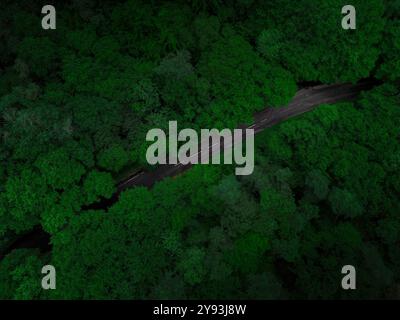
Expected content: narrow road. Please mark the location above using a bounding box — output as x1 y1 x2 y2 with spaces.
116 80 376 193
0 80 378 260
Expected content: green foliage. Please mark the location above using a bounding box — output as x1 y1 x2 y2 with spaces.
17 37 58 78
178 247 206 285
305 169 330 202
225 232 269 273
98 145 130 172
328 187 363 218
0 249 46 300
0 0 399 300
377 20 400 80
35 148 86 190
249 0 386 82
198 28 296 127
83 170 115 204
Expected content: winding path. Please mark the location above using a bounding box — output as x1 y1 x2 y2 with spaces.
116 80 376 193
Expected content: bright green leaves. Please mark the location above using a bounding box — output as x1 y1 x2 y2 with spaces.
65 27 97 56
91 36 122 64
35 148 85 190
305 169 331 202
201 33 259 120
109 187 154 227
0 249 46 300
83 170 115 204
2 169 47 233
50 208 169 299
17 37 58 78
198 30 296 127
225 232 269 274
41 186 82 234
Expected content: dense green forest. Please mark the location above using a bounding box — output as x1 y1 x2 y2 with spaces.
0 0 399 299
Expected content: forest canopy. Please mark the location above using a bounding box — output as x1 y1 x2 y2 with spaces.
0 0 399 299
